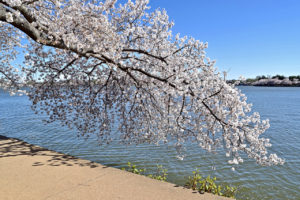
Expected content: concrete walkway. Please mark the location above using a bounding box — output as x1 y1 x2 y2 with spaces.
0 135 230 200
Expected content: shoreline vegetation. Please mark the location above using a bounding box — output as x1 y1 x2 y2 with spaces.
227 75 300 87
122 162 237 198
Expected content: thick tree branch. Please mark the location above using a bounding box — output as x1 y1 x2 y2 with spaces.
0 1 36 23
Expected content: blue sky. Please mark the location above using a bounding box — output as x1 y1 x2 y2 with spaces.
148 0 300 79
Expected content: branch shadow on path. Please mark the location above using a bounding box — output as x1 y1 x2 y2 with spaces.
0 135 101 168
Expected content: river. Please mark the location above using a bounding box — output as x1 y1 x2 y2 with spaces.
0 86 299 200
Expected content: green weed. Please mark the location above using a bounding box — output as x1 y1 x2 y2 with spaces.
147 164 168 181
122 162 168 181
185 170 237 198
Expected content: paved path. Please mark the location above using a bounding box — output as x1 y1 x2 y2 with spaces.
0 135 230 200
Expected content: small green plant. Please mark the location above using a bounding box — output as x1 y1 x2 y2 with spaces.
185 170 237 198
147 164 168 181
122 162 167 181
222 185 237 198
198 175 221 195
185 169 202 190
122 162 146 175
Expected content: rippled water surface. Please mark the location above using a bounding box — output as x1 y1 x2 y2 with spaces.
1 86 299 199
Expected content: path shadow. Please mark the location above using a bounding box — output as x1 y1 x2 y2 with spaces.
0 135 99 168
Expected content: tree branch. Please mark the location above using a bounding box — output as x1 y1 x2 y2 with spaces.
123 48 168 65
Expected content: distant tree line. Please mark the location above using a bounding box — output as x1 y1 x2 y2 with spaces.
227 75 300 87
249 75 300 82
227 75 300 86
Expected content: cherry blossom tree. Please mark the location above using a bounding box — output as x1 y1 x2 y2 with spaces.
0 0 284 166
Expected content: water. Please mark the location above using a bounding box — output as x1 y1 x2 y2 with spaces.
0 86 299 200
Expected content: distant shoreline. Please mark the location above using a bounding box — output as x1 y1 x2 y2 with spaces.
238 83 300 87
227 78 300 87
